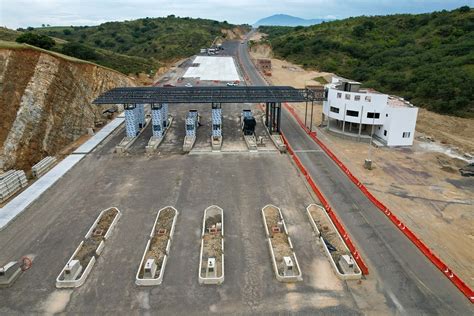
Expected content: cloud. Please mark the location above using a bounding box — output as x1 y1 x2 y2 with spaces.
0 0 471 29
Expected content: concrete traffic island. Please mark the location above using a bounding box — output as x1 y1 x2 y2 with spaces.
146 116 174 154
198 205 224 285
261 116 286 152
262 204 302 282
56 207 121 288
116 117 151 153
136 206 178 286
306 204 361 280
0 261 22 287
211 136 223 151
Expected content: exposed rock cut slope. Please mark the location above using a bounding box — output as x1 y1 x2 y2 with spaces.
0 46 134 171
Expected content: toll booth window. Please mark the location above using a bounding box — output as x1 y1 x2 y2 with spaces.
213 124 220 130
186 124 194 131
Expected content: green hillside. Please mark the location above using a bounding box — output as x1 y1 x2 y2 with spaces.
34 16 240 62
259 7 474 117
1 16 245 75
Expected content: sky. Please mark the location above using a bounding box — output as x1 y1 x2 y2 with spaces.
0 0 471 29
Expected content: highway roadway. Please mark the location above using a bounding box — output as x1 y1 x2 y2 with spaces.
236 31 473 314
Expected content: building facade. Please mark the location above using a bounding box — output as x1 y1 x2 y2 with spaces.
322 77 418 146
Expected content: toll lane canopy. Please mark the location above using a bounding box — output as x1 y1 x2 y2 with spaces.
93 86 323 104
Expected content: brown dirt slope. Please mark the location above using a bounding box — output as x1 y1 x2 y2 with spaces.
0 46 135 171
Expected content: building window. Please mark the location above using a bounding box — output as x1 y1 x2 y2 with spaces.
337 92 342 99
345 94 351 100
365 96 372 102
367 112 380 119
354 95 361 101
346 110 359 117
330 106 340 113
384 130 387 136
402 132 411 138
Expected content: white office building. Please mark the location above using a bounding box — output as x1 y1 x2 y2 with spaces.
322 77 418 146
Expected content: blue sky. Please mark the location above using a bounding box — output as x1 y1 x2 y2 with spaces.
0 0 471 29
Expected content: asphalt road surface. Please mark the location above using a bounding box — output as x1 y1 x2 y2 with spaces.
236 31 473 314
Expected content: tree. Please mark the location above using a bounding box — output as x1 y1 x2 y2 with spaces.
16 33 55 49
61 42 98 60
63 29 72 35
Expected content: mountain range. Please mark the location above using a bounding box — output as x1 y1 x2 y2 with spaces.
254 14 331 27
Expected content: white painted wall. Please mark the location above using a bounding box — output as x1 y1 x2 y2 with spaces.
324 83 418 146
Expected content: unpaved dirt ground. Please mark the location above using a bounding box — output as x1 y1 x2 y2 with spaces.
264 206 299 276
140 207 176 278
72 208 118 272
201 235 223 278
289 102 474 287
250 34 474 287
309 205 348 272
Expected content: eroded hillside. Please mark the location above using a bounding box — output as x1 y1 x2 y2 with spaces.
0 45 134 171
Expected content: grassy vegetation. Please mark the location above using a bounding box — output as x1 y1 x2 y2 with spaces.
33 16 240 62
313 76 328 84
259 7 474 117
1 16 245 75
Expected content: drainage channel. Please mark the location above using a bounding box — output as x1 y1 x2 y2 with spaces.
262 204 302 282
135 206 178 286
56 207 121 288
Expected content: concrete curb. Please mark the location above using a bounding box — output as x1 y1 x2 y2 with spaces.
116 118 151 153
146 117 174 153
56 207 121 288
306 204 362 280
261 204 302 282
198 205 224 285
135 206 178 286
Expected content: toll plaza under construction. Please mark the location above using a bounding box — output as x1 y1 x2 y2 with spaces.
93 86 321 153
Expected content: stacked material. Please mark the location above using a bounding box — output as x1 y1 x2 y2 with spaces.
31 156 57 178
212 108 222 137
0 170 28 202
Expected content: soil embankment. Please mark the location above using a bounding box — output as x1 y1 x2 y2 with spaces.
0 45 135 171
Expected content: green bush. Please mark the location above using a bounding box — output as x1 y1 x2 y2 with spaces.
259 7 474 117
15 32 55 49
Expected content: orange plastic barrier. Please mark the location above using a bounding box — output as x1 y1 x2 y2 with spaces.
281 133 370 275
283 103 474 303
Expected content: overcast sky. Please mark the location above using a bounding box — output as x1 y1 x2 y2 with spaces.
0 0 471 29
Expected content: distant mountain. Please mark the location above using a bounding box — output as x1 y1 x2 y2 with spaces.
254 14 329 27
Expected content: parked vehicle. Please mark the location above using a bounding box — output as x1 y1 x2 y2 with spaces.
185 83 193 87
226 82 238 87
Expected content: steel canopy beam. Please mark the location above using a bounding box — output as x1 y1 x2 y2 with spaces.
92 86 324 104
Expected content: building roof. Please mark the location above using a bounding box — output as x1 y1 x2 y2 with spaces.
92 86 321 104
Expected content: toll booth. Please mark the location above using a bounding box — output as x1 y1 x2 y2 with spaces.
124 104 146 137
151 104 164 138
211 103 222 138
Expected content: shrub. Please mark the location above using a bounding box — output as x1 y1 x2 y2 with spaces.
15 33 55 49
